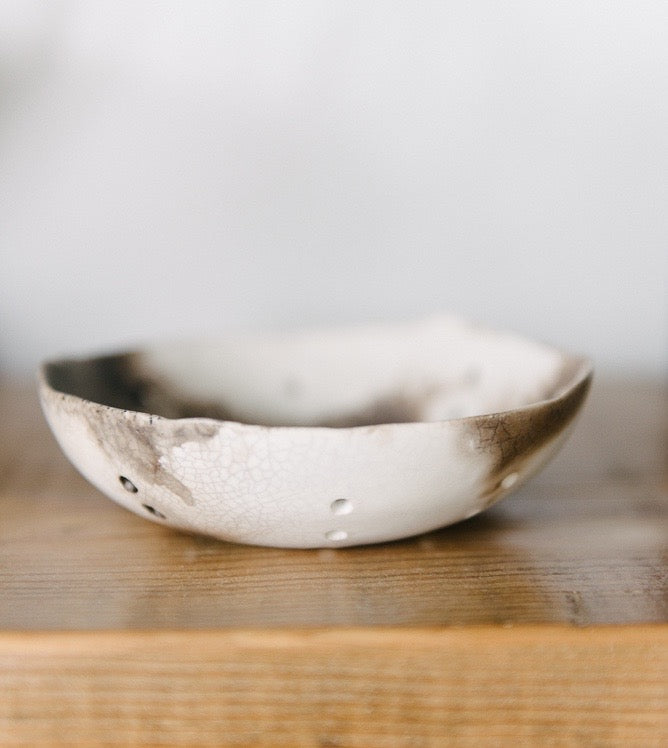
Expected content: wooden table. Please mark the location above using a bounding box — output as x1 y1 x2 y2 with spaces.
0 377 666 745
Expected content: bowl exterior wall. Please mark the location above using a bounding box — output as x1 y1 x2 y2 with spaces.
38 370 591 548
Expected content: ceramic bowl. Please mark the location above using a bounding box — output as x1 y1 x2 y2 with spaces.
39 316 592 548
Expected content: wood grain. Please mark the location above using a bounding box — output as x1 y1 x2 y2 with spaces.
1 627 666 746
0 376 666 745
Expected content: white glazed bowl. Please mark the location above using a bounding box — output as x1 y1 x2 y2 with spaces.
39 316 592 548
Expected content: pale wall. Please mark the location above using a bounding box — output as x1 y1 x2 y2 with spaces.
2 1 666 376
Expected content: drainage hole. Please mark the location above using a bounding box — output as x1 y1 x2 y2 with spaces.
119 476 138 493
325 529 348 542
142 504 166 520
500 472 519 490
330 498 353 516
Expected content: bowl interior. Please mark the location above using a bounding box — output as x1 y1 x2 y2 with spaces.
44 317 587 428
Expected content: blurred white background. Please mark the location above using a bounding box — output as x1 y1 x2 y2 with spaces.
2 1 666 376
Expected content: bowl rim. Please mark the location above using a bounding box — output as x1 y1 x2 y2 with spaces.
37 344 594 433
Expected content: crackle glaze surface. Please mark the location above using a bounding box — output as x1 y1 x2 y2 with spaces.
39 316 592 548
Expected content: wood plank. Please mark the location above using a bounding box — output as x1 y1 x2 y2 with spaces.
0 377 666 744
1 626 666 746
0 378 665 629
